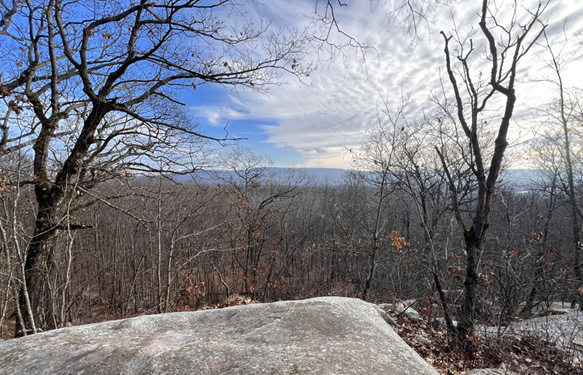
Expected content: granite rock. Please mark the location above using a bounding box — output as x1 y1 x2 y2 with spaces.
0 296 438 375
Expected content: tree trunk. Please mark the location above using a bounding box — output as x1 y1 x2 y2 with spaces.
16 207 57 336
362 245 378 301
457 227 480 344
16 104 109 336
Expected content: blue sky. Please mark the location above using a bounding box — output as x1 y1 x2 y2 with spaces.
181 0 583 169
179 84 306 166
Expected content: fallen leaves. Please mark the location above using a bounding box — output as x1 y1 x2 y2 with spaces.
380 304 581 375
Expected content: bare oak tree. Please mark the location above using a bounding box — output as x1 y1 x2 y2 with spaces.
0 0 311 335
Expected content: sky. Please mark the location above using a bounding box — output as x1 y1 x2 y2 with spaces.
184 0 583 169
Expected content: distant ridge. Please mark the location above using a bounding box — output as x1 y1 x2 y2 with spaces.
190 167 349 186
176 167 540 191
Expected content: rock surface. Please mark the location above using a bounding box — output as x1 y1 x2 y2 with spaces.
0 296 438 375
465 370 519 375
478 310 583 357
379 301 422 322
394 301 423 322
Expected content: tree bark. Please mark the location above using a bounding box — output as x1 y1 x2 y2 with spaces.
16 104 109 336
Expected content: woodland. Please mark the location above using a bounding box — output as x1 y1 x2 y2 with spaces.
1 0 583 369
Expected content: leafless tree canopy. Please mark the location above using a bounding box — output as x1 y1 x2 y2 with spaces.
0 0 313 335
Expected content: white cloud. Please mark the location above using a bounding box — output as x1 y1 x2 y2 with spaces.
193 0 583 168
191 105 248 126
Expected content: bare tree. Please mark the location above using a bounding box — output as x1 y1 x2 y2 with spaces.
351 97 451 301
0 0 312 335
350 107 403 301
532 30 583 309
217 146 306 299
437 0 548 345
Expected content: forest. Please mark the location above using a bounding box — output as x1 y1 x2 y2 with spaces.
0 0 582 363
2 141 582 341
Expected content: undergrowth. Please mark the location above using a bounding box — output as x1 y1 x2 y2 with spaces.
383 305 583 375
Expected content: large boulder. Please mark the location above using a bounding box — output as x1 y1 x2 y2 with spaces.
0 297 438 375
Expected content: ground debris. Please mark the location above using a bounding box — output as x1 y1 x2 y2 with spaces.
381 305 583 375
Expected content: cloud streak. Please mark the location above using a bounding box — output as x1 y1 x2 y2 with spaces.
189 0 583 168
